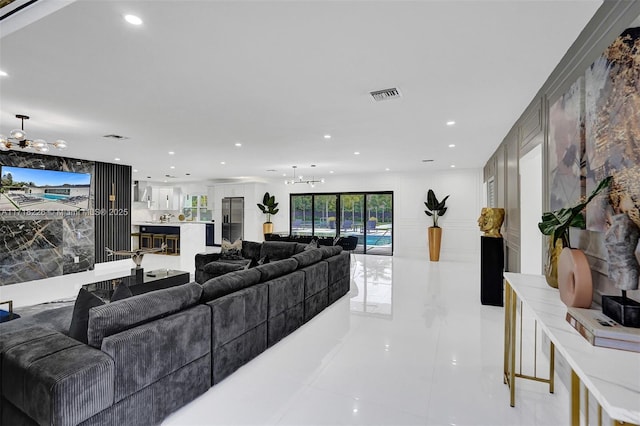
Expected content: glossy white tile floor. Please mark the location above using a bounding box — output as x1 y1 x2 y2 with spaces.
163 254 570 426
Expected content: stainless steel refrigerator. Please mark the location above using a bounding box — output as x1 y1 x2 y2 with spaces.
221 197 244 242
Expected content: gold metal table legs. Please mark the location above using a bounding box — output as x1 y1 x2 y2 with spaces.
503 281 555 407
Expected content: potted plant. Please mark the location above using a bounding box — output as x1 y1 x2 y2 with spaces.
257 192 279 236
538 176 612 300
424 189 449 261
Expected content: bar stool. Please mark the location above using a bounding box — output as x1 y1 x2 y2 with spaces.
152 234 166 252
140 233 153 249
165 235 180 255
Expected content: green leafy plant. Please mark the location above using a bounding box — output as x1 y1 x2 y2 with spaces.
538 176 612 248
424 189 449 228
257 192 279 223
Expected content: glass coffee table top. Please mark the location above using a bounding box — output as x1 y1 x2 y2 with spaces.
83 268 190 301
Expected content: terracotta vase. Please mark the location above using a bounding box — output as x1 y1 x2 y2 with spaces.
544 237 563 288
428 227 442 262
557 247 593 308
263 222 274 236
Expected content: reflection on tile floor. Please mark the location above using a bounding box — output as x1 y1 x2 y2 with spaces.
163 254 569 426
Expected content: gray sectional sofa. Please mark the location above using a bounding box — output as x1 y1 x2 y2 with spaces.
0 241 350 426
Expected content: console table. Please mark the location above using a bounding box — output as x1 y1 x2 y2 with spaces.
503 273 640 426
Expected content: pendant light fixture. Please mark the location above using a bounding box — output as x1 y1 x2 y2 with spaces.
0 114 68 153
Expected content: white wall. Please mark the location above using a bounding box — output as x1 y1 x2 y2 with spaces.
520 146 543 274
264 168 484 261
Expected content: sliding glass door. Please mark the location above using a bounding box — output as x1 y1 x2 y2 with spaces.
290 191 393 255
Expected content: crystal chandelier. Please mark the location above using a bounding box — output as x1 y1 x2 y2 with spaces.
284 166 325 187
0 114 68 153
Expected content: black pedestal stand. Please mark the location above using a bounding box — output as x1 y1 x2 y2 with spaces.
481 236 504 306
132 267 144 285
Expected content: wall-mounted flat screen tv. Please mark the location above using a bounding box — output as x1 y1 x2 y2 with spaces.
0 165 91 211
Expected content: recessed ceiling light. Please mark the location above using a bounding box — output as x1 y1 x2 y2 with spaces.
220 161 226 165
446 120 456 126
450 164 456 168
163 180 167 183
170 166 175 169
124 14 143 25
324 134 331 139
282 173 287 177
385 168 390 171
354 151 360 155
449 144 456 148
168 151 175 155
235 143 242 147
114 157 121 161
0 70 7 77
133 169 138 172
329 171 334 174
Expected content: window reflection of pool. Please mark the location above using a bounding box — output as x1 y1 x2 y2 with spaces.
39 194 70 200
353 235 392 246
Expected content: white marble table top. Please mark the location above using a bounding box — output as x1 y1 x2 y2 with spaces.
504 273 640 424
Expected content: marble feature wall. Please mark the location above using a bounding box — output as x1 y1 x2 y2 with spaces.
0 219 63 282
0 151 95 285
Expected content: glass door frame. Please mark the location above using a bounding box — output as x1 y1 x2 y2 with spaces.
289 191 394 255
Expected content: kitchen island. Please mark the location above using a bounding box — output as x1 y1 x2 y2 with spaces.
132 222 208 276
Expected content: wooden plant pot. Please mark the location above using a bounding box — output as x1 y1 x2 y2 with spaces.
428 227 442 262
263 222 274 236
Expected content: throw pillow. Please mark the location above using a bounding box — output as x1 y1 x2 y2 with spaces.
220 238 243 260
304 238 319 251
333 236 343 246
110 283 133 302
68 288 105 344
248 255 270 268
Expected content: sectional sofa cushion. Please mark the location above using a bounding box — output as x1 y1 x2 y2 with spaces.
87 282 202 348
254 258 298 282
69 288 106 344
260 241 298 261
241 240 263 261
291 249 323 268
1 327 115 426
203 261 246 278
200 269 262 302
318 245 343 259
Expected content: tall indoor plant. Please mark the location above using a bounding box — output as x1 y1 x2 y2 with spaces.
538 176 612 290
257 192 279 236
424 189 449 261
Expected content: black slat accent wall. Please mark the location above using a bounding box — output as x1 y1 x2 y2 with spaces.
94 161 132 263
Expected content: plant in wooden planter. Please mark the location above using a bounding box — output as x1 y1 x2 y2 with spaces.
538 176 612 306
257 192 279 236
424 189 449 262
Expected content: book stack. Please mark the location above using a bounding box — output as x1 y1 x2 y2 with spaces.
566 307 640 353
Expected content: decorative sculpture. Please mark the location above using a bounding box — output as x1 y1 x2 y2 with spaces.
105 244 167 268
602 214 640 327
477 207 505 238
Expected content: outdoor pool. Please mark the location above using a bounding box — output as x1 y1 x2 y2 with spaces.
40 194 69 200
360 235 392 246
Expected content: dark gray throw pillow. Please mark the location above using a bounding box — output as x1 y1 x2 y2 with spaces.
110 283 133 302
69 288 105 344
304 239 319 251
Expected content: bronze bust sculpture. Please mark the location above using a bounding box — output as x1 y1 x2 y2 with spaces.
478 207 505 238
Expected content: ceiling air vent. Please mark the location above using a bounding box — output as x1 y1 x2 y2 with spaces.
103 134 129 140
370 87 401 102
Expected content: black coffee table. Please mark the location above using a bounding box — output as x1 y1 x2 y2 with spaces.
83 269 190 300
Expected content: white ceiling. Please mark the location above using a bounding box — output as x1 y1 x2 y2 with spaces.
0 0 601 183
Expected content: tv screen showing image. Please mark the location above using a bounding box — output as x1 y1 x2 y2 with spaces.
0 166 91 211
